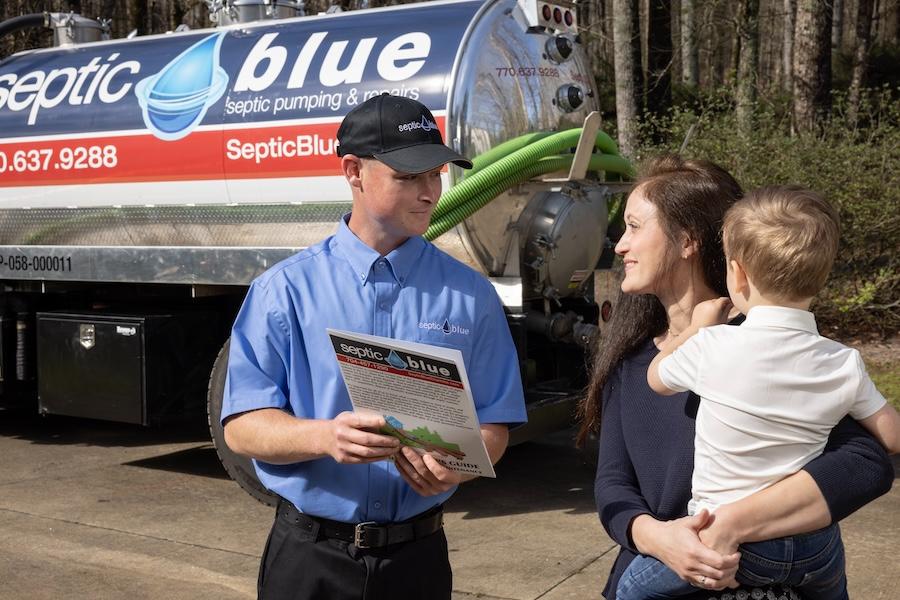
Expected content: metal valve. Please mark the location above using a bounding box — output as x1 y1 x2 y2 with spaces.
555 84 584 112
545 35 573 63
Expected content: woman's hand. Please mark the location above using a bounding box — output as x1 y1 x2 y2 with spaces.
631 511 740 590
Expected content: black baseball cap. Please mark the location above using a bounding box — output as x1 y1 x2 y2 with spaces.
336 93 472 174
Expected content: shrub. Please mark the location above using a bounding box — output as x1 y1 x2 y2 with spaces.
634 87 900 337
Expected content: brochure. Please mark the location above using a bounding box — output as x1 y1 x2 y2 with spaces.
327 328 495 478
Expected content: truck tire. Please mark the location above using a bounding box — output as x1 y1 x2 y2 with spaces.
207 339 278 506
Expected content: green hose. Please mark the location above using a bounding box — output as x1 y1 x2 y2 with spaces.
465 129 621 178
465 132 553 177
433 128 630 223
425 153 632 240
433 129 575 223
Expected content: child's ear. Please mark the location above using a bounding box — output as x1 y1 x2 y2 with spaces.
731 259 750 294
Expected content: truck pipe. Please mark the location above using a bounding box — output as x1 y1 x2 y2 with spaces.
0 14 48 40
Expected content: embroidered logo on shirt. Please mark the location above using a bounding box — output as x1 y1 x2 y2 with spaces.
418 318 470 336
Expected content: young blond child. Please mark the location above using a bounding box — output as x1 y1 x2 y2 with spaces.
616 186 899 600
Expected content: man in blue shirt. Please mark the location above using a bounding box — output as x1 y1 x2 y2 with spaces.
222 93 527 600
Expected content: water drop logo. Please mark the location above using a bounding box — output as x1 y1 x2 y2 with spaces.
441 319 451 334
135 33 229 141
387 350 408 369
420 115 437 131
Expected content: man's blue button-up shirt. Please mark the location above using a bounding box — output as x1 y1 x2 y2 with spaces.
222 216 527 523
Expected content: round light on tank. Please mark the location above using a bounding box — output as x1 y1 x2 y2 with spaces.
555 84 584 112
553 7 562 24
542 4 552 21
546 35 574 63
564 10 573 27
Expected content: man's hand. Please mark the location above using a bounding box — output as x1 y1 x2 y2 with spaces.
691 297 733 329
326 411 400 464
393 446 464 496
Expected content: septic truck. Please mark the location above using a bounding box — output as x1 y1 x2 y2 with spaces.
0 0 630 503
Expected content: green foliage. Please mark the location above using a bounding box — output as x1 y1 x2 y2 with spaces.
636 87 900 337
868 363 900 410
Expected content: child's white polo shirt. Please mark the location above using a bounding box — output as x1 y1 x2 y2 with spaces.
658 305 886 515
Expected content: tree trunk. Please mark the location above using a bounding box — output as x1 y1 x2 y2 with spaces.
848 0 875 125
727 17 741 85
681 0 699 86
792 0 832 135
736 0 760 132
761 0 782 93
832 0 844 52
613 0 642 158
645 0 672 116
883 0 900 45
783 0 796 93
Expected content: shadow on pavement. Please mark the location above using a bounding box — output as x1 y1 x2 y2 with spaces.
0 406 211 448
123 446 231 480
447 429 596 520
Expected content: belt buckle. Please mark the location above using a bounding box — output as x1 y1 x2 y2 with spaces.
354 521 382 548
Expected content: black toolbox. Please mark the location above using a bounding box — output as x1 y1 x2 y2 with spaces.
36 310 225 425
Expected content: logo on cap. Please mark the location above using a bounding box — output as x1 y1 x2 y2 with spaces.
398 115 438 133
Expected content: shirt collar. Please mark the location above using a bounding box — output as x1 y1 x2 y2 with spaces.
742 305 818 334
332 214 427 286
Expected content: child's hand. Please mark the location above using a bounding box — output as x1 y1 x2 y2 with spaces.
691 298 733 329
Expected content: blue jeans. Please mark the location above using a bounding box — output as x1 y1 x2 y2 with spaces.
616 524 847 600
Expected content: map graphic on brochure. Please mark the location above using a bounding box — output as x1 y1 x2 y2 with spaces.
327 329 495 478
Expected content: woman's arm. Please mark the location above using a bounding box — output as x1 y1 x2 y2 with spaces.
594 372 652 551
700 416 894 553
594 372 739 587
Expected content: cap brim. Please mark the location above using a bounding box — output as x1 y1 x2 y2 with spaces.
374 144 473 174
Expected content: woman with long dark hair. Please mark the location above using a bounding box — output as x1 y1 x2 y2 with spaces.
578 155 893 599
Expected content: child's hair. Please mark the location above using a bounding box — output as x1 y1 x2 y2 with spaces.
722 185 840 300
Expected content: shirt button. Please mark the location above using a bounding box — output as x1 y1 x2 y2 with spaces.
374 501 382 510
379 303 388 310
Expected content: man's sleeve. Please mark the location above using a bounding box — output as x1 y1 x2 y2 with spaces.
848 351 888 420
466 284 527 426
221 282 293 423
656 329 708 393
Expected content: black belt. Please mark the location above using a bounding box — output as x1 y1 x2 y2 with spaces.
278 500 444 549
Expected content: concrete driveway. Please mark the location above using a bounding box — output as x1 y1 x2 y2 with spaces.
0 411 896 599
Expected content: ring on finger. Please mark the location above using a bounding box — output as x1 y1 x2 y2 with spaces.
699 575 707 586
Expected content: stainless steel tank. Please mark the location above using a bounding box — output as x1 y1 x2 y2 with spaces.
0 0 607 297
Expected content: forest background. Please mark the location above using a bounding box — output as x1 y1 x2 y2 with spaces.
1 0 898 342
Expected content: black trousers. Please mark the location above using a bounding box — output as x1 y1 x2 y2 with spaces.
257 506 452 600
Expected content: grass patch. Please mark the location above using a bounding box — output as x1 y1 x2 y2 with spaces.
868 363 900 411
